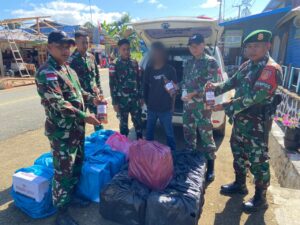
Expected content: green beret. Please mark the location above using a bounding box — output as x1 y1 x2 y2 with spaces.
243 30 272 44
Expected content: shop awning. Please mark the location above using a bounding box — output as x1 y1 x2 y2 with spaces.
277 6 300 27
219 6 291 27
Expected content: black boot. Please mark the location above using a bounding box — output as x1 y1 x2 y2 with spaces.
243 187 268 213
136 132 143 140
220 174 248 195
55 208 79 225
70 195 90 208
206 160 215 182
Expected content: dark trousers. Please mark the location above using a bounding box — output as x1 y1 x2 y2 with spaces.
146 110 176 151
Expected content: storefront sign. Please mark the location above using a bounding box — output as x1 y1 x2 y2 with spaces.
224 30 243 48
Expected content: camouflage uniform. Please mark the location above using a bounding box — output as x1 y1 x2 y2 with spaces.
35 55 94 208
182 53 219 160
69 49 103 130
109 58 143 137
215 54 282 189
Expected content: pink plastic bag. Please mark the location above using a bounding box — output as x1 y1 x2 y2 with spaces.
105 132 131 160
128 140 174 190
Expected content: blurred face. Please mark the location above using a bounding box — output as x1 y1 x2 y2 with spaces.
244 42 270 62
47 42 72 64
76 36 89 54
119 43 130 60
151 49 165 65
188 43 205 58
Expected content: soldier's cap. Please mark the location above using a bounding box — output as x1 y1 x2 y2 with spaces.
75 30 88 39
243 30 272 44
48 30 75 46
188 34 204 45
118 38 130 47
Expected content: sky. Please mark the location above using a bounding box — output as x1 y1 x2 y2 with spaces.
1 0 270 25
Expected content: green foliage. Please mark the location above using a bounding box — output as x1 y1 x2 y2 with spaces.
131 51 143 62
101 13 141 52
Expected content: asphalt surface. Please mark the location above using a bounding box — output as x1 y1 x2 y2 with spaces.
0 69 110 141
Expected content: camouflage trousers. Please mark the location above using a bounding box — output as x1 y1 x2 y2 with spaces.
230 115 271 190
86 103 103 131
48 122 85 209
118 100 143 137
183 103 216 160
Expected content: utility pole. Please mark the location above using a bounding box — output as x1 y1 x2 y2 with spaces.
218 0 223 22
233 2 242 18
233 0 253 18
223 0 226 20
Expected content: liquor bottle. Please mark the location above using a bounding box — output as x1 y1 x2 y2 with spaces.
97 100 108 124
163 76 176 96
205 90 215 107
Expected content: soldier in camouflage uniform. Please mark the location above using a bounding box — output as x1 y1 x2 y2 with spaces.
109 39 143 139
69 31 104 131
207 30 282 213
35 31 101 225
181 34 219 182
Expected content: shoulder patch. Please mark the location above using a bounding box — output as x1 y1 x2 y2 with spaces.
46 73 58 81
255 65 277 94
109 64 116 76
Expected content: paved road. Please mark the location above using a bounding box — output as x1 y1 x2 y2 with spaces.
0 69 110 141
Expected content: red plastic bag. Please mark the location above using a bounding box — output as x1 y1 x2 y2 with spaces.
128 140 174 190
105 132 131 160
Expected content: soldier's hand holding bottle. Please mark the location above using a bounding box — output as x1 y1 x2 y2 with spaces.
85 114 101 125
205 82 217 91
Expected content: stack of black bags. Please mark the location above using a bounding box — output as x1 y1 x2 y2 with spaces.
99 151 207 225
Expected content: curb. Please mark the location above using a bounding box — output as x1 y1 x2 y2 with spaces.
0 78 35 90
269 122 300 189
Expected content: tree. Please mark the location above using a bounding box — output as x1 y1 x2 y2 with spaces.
101 13 141 52
83 22 95 29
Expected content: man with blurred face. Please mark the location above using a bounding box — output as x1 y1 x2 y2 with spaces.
143 42 177 151
35 31 102 225
181 34 219 183
109 39 143 139
206 30 283 213
69 31 104 131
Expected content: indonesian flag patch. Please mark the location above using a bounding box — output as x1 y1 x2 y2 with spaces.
46 73 58 81
109 65 116 76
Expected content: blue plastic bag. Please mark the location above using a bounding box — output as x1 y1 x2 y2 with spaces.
34 152 53 169
90 145 126 176
85 129 115 144
84 130 115 159
76 161 111 202
11 165 56 219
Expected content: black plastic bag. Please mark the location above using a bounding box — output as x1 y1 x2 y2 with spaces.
99 170 150 225
145 151 206 225
145 188 203 225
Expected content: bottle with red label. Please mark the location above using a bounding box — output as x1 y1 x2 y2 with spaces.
163 76 177 96
205 90 216 108
97 100 108 124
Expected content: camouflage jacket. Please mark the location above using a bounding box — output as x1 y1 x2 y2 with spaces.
35 55 94 136
69 49 103 95
215 54 283 119
109 58 142 106
182 53 219 110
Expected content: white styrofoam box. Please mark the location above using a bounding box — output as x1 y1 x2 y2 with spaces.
13 171 50 202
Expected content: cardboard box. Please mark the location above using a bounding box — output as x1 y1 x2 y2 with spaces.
13 171 50 202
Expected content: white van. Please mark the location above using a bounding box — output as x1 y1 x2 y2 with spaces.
132 17 232 136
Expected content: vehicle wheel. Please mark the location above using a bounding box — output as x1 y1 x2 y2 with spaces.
214 116 226 137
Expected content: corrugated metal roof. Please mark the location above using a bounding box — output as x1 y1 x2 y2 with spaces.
220 6 292 27
0 29 46 42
